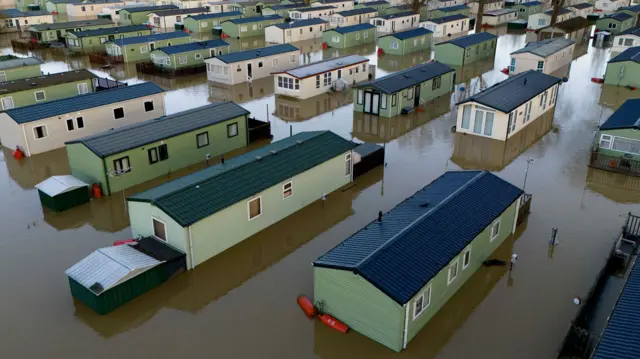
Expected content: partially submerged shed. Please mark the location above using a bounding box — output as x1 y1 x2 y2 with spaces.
35 175 90 212
434 32 498 66
352 142 384 178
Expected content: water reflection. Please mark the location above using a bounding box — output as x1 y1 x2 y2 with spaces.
3 148 70 189
573 42 589 61
42 194 131 233
586 168 640 203
599 85 640 110
273 92 353 122
450 57 495 85
323 43 377 60
377 51 431 73
137 72 209 91
209 76 275 103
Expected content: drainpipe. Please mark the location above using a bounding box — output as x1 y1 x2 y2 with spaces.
188 225 195 269
402 302 410 349
102 156 111 195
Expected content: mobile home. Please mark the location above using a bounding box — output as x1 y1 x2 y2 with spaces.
592 99 640 167
65 25 152 53
537 16 592 43
221 15 284 38
182 11 243 32
427 4 470 20
289 5 336 20
151 39 229 70
28 19 115 43
596 12 635 34
527 8 574 30
329 7 377 27
604 46 640 87
419 14 468 38
369 11 419 33
434 32 498 66
105 31 192 62
378 27 432 55
265 18 327 43
148 7 209 29
0 55 42 82
312 0 354 10
612 27 640 53
567 2 594 18
0 9 53 33
509 38 576 75
511 1 543 21
481 8 518 26
66 0 126 17
118 4 178 25
322 23 376 48
468 0 504 15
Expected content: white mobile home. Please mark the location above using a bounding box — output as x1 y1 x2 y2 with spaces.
265 18 327 43
528 8 575 30
206 43 300 85
148 7 209 29
205 1 239 13
329 7 377 27
370 11 419 33
0 9 53 32
0 83 165 157
456 70 562 141
419 14 468 37
312 0 354 10
612 27 640 53
272 55 371 99
509 38 575 75
481 9 518 26
289 5 336 20
595 0 630 13
468 0 503 15
66 0 126 17
567 2 594 18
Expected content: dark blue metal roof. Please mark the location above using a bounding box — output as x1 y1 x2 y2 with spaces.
382 27 432 40
599 99 640 131
68 25 150 38
437 4 468 12
601 12 633 21
215 44 298 63
225 14 282 24
544 7 573 15
273 18 326 29
592 259 640 359
608 46 640 64
519 1 543 6
377 10 416 19
620 4 640 12
109 31 190 46
355 61 454 94
314 171 523 305
336 7 377 16
361 0 390 5
188 11 243 20
155 40 228 54
5 82 164 124
429 13 468 24
437 31 497 48
270 3 307 10
618 26 640 36
297 5 335 12
329 23 375 34
569 2 593 9
120 5 177 13
0 9 50 17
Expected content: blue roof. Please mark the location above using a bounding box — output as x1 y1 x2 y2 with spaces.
0 9 50 17
620 4 640 12
188 11 242 20
361 1 389 5
5 82 164 124
109 31 190 46
377 11 416 20
225 15 282 24
68 25 150 38
336 8 377 16
618 26 640 36
120 5 177 13
437 4 468 12
569 2 593 9
273 18 326 29
329 23 375 34
296 5 335 12
592 259 640 359
215 44 298 63
601 12 633 21
608 46 640 64
382 27 432 40
156 40 228 54
437 31 497 48
314 171 523 305
519 1 543 6
600 99 640 131
269 3 307 10
429 13 468 24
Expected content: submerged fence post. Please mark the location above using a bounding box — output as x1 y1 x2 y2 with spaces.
266 103 269 123
550 228 558 246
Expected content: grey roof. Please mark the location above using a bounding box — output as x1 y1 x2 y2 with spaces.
213 44 298 63
0 69 96 95
0 56 42 70
149 7 209 16
276 55 368 78
458 70 562 113
67 25 150 38
376 11 416 20
225 14 282 23
599 99 640 131
355 61 454 94
511 38 575 57
484 8 517 16
67 102 249 158
620 4 640 13
517 1 543 7
119 5 178 13
328 23 375 34
543 7 573 15
436 31 497 48
0 9 51 17
380 27 432 40
4 82 164 124
28 18 114 31
108 31 190 46
272 18 326 29
188 11 243 20
155 39 228 55
335 8 377 16
35 175 88 197
608 46 640 64
360 1 389 5
568 2 593 9
313 170 523 305
353 142 382 157
295 5 335 12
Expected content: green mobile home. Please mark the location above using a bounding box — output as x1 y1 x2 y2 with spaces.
511 1 543 21
118 5 178 25
221 15 284 38
28 19 115 44
322 23 376 48
66 102 250 196
427 4 470 20
596 12 636 35
604 46 640 87
65 25 152 54
313 170 524 352
262 3 309 17
378 27 432 55
0 69 96 111
619 5 640 27
0 55 42 82
45 0 81 14
183 11 243 33
353 61 455 118
105 32 191 62
434 32 498 66
126 130 356 270
150 40 230 70
591 99 640 173
355 1 391 15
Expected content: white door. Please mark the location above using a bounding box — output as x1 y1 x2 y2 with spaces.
371 93 380 115
77 83 88 94
1 97 14 110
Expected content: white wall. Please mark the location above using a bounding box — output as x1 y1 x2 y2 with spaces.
312 0 353 10
67 2 125 17
482 11 518 26
612 34 640 53
370 13 419 33
174 0 206 9
511 44 574 75
0 14 54 32
595 0 630 13
527 13 552 30
265 23 326 44
206 49 301 85
420 18 468 37
274 60 370 99
149 9 208 28
329 12 377 27
290 8 336 20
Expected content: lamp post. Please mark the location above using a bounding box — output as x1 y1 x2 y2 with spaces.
523 157 534 192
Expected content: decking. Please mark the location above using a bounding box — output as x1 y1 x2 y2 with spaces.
590 152 640 177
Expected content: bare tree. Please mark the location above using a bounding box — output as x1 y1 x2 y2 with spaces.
405 0 429 16
475 0 487 33
549 0 566 26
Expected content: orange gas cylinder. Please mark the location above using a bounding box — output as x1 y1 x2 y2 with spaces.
318 314 349 333
297 295 317 318
12 147 24 160
92 183 102 198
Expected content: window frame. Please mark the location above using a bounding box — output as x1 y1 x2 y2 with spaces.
34 90 46 102
227 122 239 138
247 196 263 220
196 131 209 148
148 147 159 164
66 118 75 132
33 124 48 140
345 152 352 177
599 134 612 149
462 246 471 270
152 217 168 241
283 181 293 199
0 96 14 110
77 82 89 94
447 258 459 285
490 219 500 241
113 156 131 175
412 285 431 320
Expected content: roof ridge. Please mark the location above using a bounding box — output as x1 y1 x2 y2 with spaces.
98 246 143 271
354 171 487 270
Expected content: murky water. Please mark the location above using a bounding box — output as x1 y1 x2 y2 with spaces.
1 25 639 359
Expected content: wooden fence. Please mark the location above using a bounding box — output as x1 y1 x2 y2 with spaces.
88 53 123 65
517 193 532 225
589 152 640 177
93 77 127 92
248 118 272 143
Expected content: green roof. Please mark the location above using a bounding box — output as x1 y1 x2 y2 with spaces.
128 131 355 226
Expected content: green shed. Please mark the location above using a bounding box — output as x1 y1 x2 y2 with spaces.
604 46 640 87
596 12 636 35
66 237 186 315
183 11 244 33
221 15 284 38
511 1 543 21
322 23 376 48
378 27 432 55
35 175 90 212
434 32 498 66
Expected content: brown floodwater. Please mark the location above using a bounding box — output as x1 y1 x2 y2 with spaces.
1 26 640 359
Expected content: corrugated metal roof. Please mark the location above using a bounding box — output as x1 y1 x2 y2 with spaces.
436 31 497 48
620 4 640 12
296 5 335 12
128 131 355 227
0 56 42 70
355 61 454 94
316 0 349 3
329 23 375 34
381 27 432 40
155 39 228 55
213 44 298 63
518 1 543 7
29 18 113 31
457 70 561 113
109 31 190 46
484 8 517 16
314 170 523 304
35 175 88 197
361 1 390 5
0 9 50 17
5 82 164 124
543 7 573 15
428 13 468 24
277 54 368 78
592 258 640 359
437 4 468 12
188 11 243 20
65 245 161 295
269 3 307 10
618 27 640 36
335 7 377 16
353 142 382 157
511 38 575 57
608 46 640 64
0 69 96 95
376 11 416 20
601 12 633 21
272 18 326 29
68 25 150 38
150 7 208 16
225 14 282 23
47 0 82 4
599 99 640 131
67 102 249 157
120 4 177 13
569 2 593 9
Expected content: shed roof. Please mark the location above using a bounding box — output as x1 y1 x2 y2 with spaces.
65 245 161 295
328 23 375 34
518 1 543 7
484 8 517 16
457 70 562 113
376 10 416 19
0 69 96 95
0 9 51 17
618 27 640 37
155 39 228 55
120 4 177 13
149 7 208 16
4 82 164 124
188 11 243 20
511 38 575 58
381 27 432 40
213 44 298 63
335 7 377 16
225 14 282 23
620 4 640 13
35 175 89 197
67 25 150 38
128 131 355 227
599 99 640 131
272 18 326 29
436 31 497 48
540 16 591 32
108 31 190 46
428 13 468 24
134 237 185 263
360 1 389 5
568 2 593 9
275 54 368 78
600 12 633 22
355 61 454 94
28 18 113 31
0 56 42 70
296 5 335 12
608 46 640 64
313 170 523 305
543 7 573 15
353 142 382 157
591 258 640 359
437 4 468 12
67 102 249 158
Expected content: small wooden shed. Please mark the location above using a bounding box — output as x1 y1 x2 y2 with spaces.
35 175 90 212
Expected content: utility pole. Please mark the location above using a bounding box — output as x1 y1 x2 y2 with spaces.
523 157 534 192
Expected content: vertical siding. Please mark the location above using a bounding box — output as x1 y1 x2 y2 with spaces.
66 143 107 192
314 267 405 352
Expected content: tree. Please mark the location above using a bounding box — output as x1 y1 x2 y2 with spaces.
475 0 487 33
405 0 431 16
549 0 566 26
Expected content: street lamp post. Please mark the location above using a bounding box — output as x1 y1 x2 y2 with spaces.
523 157 534 192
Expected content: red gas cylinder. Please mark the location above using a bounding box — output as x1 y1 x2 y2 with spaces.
591 78 604 84
321 42 328 49
12 147 24 159
297 295 317 318
377 48 383 55
318 314 349 333
92 183 102 198
114 239 137 246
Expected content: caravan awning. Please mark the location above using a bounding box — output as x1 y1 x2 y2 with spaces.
35 175 89 197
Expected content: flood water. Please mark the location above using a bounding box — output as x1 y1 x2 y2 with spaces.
1 26 640 359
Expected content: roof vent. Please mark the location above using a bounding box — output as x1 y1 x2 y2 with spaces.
270 150 277 154
419 201 429 208
524 78 527 85
255 155 263 160
403 74 411 79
